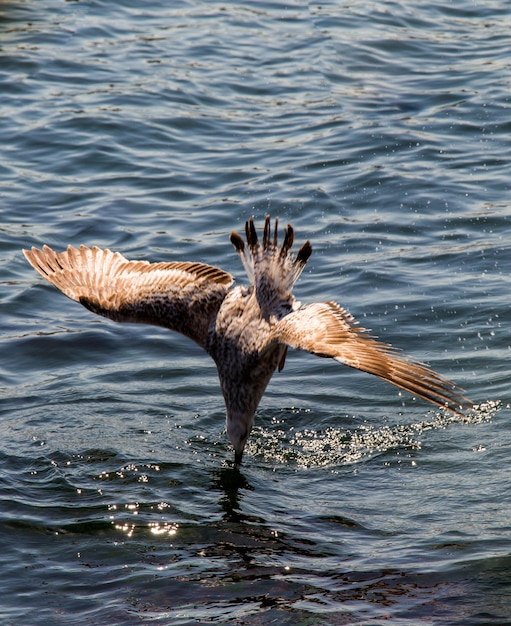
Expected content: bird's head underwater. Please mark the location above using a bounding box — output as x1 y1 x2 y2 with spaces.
226 414 251 466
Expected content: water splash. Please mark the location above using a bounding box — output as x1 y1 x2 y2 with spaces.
247 401 501 468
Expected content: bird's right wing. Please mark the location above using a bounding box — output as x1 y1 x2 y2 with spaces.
23 245 234 349
273 301 471 414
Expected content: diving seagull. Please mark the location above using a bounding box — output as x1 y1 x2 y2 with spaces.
23 216 471 464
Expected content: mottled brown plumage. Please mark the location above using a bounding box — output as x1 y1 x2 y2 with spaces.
23 216 471 464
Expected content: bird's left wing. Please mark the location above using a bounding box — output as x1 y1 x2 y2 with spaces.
23 245 234 349
273 301 471 414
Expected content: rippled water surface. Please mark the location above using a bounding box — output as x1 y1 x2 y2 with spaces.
2 1 511 624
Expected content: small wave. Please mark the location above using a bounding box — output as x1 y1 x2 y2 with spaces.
247 400 501 468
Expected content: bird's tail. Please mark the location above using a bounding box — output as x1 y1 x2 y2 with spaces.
230 215 312 311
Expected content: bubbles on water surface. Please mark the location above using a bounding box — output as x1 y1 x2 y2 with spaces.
246 400 501 468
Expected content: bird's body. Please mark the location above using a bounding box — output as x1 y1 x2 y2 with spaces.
23 216 471 464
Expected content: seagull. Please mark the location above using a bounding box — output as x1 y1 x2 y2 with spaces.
23 215 470 464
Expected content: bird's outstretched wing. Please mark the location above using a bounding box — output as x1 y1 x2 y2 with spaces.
274 301 471 414
23 245 234 349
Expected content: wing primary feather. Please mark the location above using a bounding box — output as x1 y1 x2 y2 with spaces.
262 214 271 249
230 231 245 253
246 217 259 251
273 217 279 248
279 224 294 258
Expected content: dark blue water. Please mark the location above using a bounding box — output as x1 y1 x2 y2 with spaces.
2 1 511 624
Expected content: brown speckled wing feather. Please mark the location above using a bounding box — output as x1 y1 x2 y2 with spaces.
23 245 234 349
274 301 470 414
